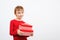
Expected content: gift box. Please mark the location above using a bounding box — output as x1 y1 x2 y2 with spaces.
19 23 33 36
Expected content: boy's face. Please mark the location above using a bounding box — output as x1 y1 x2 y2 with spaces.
15 9 24 19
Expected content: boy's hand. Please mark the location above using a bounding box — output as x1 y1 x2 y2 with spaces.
30 32 33 36
17 25 23 36
17 29 22 36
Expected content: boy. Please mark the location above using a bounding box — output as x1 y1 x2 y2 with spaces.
10 6 33 40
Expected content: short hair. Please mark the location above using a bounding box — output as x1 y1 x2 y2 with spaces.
14 6 24 14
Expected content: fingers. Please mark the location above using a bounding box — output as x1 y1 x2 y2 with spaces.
17 29 22 36
30 32 33 36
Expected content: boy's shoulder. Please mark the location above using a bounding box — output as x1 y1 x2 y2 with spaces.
10 19 15 22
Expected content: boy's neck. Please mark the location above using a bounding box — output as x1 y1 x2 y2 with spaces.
15 18 22 21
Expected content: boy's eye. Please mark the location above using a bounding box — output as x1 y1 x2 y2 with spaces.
17 12 23 14
22 12 23 14
18 12 20 14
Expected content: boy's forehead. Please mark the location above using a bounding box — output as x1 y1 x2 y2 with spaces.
16 9 24 11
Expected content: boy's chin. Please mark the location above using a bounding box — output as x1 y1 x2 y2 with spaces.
17 17 22 19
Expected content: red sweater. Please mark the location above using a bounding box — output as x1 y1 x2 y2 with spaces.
10 19 28 40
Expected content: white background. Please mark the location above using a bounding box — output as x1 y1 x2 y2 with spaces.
0 0 60 40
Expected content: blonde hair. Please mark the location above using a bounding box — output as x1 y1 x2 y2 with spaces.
14 6 24 14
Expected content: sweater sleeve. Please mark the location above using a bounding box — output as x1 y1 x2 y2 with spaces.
10 20 17 36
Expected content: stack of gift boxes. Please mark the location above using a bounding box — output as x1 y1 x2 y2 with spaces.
19 23 33 36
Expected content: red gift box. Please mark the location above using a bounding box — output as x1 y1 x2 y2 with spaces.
19 23 33 36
